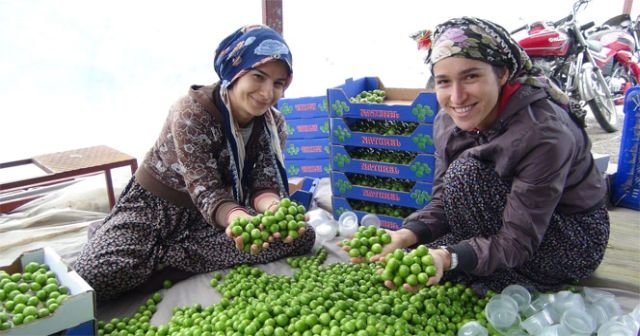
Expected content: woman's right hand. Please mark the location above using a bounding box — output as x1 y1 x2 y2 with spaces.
224 209 257 252
369 229 418 263
341 228 418 264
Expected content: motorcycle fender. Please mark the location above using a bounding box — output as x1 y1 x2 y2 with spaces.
614 50 633 64
614 51 640 81
579 66 597 101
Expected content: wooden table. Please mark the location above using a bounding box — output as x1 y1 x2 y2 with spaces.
0 145 138 213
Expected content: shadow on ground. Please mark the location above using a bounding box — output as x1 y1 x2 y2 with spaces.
586 105 625 165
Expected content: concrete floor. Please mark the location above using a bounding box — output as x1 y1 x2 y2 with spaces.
581 105 640 293
581 206 640 293
587 104 627 166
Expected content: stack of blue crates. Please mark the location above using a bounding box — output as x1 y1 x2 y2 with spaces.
277 96 331 178
611 86 640 210
328 77 439 230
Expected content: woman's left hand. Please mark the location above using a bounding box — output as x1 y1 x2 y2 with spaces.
379 247 448 292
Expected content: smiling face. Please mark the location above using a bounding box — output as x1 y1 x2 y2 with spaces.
433 57 508 131
227 60 290 127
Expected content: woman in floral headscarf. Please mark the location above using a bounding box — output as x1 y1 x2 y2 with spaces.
75 25 314 301
371 17 610 294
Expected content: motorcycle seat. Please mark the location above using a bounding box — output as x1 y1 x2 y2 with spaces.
602 13 631 29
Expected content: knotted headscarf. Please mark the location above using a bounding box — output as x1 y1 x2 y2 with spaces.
214 24 293 89
413 17 570 109
212 24 292 204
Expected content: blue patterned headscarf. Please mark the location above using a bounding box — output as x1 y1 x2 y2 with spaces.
214 24 293 89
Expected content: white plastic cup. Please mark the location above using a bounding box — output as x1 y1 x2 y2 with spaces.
592 295 623 320
552 291 585 317
485 296 520 329
307 217 322 229
537 324 571 336
306 208 332 226
560 308 596 335
489 294 519 310
522 293 556 319
597 321 635 336
338 211 358 238
586 302 611 327
631 303 640 322
502 284 532 312
500 329 528 336
583 287 615 303
616 314 640 332
360 213 381 228
520 308 555 335
315 221 338 243
457 321 488 336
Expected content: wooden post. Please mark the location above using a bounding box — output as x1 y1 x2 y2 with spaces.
622 0 633 14
262 0 283 35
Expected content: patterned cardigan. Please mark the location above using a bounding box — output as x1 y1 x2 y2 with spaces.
136 83 288 226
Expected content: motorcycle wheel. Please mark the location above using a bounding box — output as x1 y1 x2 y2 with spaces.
584 66 619 132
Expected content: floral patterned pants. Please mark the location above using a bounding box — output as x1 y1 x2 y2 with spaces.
74 179 315 301
429 158 610 294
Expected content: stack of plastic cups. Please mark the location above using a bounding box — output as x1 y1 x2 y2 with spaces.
485 294 524 334
511 286 637 336
521 308 556 335
624 303 640 332
597 303 640 335
551 290 586 318
314 220 337 245
521 293 557 320
582 287 622 329
306 208 338 252
338 211 358 238
532 289 596 336
535 324 570 336
520 293 562 336
457 321 488 336
506 285 556 335
597 321 635 336
502 284 532 312
560 309 596 335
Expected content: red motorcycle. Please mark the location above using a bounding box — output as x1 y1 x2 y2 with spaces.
586 13 640 105
511 0 619 132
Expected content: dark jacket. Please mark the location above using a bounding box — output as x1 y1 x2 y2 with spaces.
404 85 608 275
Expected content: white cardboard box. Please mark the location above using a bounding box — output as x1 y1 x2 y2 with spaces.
0 247 96 336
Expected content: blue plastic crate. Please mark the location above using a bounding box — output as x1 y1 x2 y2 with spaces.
284 158 331 178
330 118 435 153
331 145 436 182
611 86 640 210
328 77 438 123
330 171 432 209
285 117 330 139
284 138 331 160
277 95 328 119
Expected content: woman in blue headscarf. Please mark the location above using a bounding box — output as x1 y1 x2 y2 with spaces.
369 17 609 294
74 25 315 301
